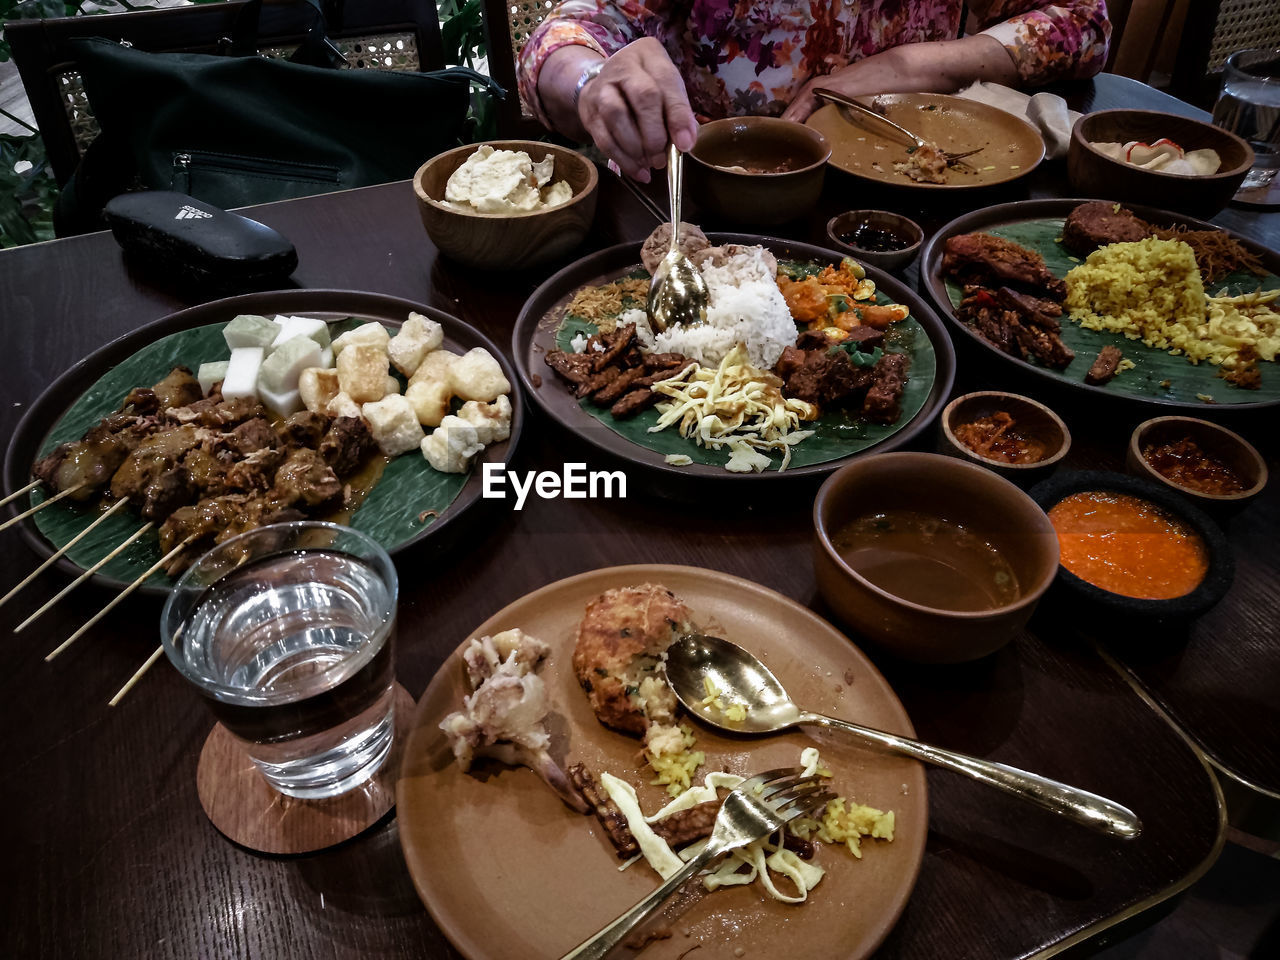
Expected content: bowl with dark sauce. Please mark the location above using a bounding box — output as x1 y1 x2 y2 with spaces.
939 391 1071 485
1030 470 1234 621
1126 416 1266 513
813 452 1060 662
826 210 923 272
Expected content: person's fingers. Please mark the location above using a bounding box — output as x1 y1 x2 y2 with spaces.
625 73 671 170
585 84 650 181
780 83 818 123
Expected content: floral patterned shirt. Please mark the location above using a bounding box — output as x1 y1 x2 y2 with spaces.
517 1 1110 124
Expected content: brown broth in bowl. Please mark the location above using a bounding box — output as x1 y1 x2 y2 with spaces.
832 509 1021 612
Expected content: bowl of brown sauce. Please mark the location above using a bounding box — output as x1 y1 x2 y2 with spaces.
826 210 923 272
813 452 1060 663
1030 471 1234 620
939 391 1070 484
1127 416 1266 512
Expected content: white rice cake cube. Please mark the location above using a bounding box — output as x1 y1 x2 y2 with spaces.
362 394 424 456
271 315 331 350
197 361 229 396
326 391 363 419
259 336 323 394
337 343 390 404
331 321 390 358
259 383 302 418
221 347 264 401
318 346 333 369
299 367 340 413
449 347 510 402
223 314 278 350
389 313 444 376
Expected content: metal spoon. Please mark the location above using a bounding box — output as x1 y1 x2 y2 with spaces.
646 143 708 333
812 87 983 165
665 633 1142 840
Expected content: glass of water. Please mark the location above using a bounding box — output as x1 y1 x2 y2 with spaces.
1212 48 1280 201
162 521 398 800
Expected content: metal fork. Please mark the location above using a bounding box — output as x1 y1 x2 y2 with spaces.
560 768 834 960
813 87 984 166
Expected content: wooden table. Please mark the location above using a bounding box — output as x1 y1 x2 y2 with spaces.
0 73 1270 959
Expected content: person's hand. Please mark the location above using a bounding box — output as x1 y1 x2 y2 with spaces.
577 38 698 183
780 48 913 124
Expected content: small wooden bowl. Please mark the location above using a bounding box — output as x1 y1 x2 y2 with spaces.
688 117 830 226
813 452 1060 663
1068 109 1253 218
413 141 599 270
1127 416 1267 512
825 210 923 272
939 391 1071 486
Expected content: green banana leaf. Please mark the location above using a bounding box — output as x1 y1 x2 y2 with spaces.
943 218 1280 405
28 319 468 589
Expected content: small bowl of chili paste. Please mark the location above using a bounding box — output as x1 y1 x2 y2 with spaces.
1030 471 1234 621
826 210 923 272
1127 416 1267 513
939 391 1070 485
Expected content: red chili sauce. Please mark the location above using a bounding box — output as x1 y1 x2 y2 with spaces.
953 411 1047 464
1141 437 1247 496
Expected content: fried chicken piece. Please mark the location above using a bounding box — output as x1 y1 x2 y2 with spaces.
572 584 696 752
440 629 589 814
942 232 1067 299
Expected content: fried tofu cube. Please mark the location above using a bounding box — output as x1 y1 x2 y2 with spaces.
337 344 390 404
389 313 444 377
456 395 512 445
449 347 510 402
326 391 363 419
405 380 452 427
331 321 390 358
421 415 482 473
299 367 341 413
384 376 402 396
409 348 461 387
362 394 425 456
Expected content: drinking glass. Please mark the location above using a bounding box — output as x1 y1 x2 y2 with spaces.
1212 48 1280 200
162 521 398 800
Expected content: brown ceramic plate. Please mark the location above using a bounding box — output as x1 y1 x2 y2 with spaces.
398 564 928 960
806 93 1044 189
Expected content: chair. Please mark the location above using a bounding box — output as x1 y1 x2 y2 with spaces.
481 0 553 137
7 0 446 185
1172 0 1280 107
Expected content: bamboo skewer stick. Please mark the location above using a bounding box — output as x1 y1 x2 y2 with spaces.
109 645 165 707
0 484 86 533
45 534 197 661
0 499 132 610
0 479 41 510
14 522 155 633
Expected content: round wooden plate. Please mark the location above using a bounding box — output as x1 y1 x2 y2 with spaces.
3 289 523 593
512 233 956 481
397 564 928 960
807 93 1044 189
918 199 1280 411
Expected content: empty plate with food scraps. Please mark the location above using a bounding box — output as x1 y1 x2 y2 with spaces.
3 290 521 594
398 564 927 960
806 93 1044 189
513 229 955 480
918 198 1280 410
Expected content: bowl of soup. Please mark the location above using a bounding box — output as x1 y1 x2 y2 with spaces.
1029 471 1234 620
813 452 1060 662
688 117 831 226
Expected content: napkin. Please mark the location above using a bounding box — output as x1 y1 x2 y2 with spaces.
954 81 1081 159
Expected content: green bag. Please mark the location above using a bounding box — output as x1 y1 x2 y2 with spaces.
60 1 501 230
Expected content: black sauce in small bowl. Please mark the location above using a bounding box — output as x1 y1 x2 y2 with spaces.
838 223 913 252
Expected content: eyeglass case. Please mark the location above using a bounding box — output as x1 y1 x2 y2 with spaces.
103 190 298 289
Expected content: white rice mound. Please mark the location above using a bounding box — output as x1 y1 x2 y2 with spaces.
623 246 797 369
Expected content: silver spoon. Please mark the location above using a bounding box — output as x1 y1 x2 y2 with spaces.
813 87 983 166
664 633 1142 840
646 143 708 333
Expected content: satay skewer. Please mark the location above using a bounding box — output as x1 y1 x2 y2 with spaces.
0 480 41 510
45 534 198 661
0 499 132 609
14 522 155 633
109 645 165 707
0 484 86 533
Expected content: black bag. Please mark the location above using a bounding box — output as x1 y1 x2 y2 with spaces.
59 0 502 231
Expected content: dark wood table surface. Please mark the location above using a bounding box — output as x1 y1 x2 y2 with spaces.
0 73 1271 959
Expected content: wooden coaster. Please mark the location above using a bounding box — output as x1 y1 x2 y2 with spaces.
196 683 414 855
